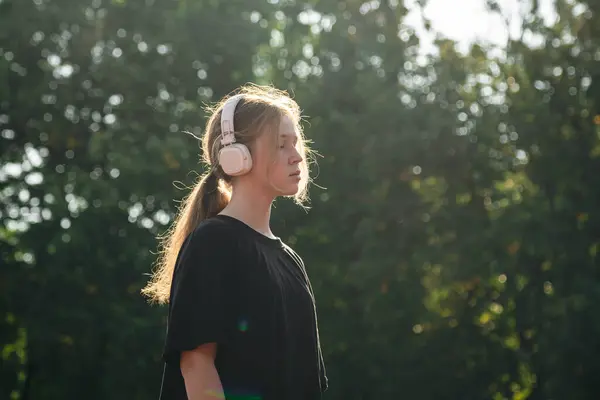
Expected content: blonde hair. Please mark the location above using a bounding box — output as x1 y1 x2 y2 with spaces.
141 84 314 304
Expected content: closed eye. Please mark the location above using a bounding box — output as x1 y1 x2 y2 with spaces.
279 140 295 149
279 133 298 149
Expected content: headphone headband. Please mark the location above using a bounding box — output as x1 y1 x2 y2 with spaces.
220 94 243 146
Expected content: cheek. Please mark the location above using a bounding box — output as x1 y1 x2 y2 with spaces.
249 142 270 175
264 152 288 179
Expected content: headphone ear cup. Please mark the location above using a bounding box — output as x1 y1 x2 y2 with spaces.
219 143 253 176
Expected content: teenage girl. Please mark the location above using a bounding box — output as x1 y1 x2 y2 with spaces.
142 84 328 400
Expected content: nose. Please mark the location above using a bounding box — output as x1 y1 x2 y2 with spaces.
289 147 302 165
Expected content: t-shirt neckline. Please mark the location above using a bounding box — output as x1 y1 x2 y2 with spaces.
213 214 283 248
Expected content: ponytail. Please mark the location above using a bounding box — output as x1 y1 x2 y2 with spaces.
201 171 224 218
141 169 230 304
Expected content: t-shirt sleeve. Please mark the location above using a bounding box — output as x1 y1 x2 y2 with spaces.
162 223 235 366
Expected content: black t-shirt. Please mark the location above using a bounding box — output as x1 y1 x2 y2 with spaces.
158 215 328 400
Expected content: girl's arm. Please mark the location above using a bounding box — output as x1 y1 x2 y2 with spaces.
180 343 225 400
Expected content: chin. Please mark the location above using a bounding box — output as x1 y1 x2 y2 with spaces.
277 183 300 197
280 188 299 196
269 176 300 197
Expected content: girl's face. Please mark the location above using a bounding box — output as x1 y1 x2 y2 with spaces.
249 113 304 198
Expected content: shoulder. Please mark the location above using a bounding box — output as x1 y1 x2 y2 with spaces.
173 217 240 267
186 216 240 248
173 217 240 280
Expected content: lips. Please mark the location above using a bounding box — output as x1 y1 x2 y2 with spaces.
290 170 301 177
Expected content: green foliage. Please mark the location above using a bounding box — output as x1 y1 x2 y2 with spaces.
1 0 600 399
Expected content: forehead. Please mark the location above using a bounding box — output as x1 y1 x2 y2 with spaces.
278 114 298 139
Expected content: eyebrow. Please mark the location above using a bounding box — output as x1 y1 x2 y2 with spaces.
279 133 299 142
279 133 298 140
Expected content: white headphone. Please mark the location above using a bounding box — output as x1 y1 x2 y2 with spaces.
218 94 253 176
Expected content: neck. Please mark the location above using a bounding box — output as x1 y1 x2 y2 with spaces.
220 179 275 238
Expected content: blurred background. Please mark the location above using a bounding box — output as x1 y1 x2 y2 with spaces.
2 0 600 399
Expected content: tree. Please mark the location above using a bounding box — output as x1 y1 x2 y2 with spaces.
2 0 600 398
